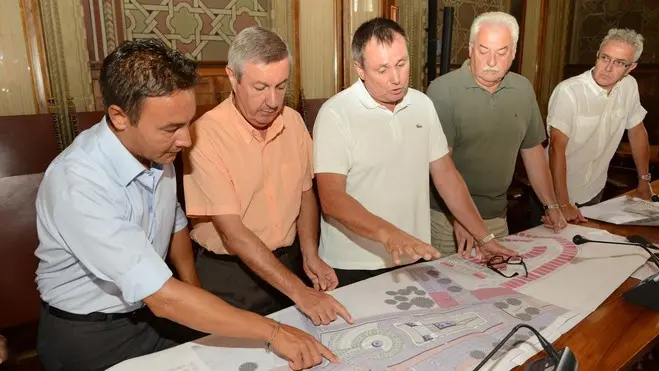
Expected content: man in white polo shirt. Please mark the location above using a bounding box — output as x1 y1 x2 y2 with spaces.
548 28 654 222
313 17 516 287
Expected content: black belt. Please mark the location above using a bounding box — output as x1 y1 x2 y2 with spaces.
201 243 298 261
41 300 150 322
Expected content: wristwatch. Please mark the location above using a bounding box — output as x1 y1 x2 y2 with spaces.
477 233 495 247
543 203 560 211
639 174 651 181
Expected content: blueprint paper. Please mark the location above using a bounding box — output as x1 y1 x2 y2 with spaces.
581 196 659 226
109 225 645 371
185 265 577 371
436 225 648 313
110 264 580 371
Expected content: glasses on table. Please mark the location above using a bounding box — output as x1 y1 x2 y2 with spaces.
487 256 528 278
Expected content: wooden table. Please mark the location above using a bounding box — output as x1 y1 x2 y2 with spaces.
517 181 659 371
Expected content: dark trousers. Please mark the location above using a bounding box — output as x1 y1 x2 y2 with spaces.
528 189 604 227
334 260 421 288
196 240 306 316
150 241 310 345
37 305 177 371
576 190 604 207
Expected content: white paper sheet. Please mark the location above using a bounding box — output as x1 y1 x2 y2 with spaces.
107 343 211 371
580 196 659 226
631 261 659 280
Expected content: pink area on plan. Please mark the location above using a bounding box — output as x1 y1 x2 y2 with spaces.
430 291 460 308
470 287 517 300
522 245 547 259
473 272 488 279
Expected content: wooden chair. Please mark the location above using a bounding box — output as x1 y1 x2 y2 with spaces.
0 110 63 370
70 111 105 136
70 102 218 139
296 90 329 135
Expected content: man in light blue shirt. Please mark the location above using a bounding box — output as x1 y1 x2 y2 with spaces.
36 117 193 314
34 39 337 371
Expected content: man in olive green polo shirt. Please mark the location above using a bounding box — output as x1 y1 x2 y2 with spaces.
426 12 567 257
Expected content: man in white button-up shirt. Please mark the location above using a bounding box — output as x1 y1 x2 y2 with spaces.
547 28 655 222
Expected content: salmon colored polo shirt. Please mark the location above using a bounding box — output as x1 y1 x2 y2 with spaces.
183 97 313 254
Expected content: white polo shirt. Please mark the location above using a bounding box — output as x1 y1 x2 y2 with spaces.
313 80 449 270
547 69 646 204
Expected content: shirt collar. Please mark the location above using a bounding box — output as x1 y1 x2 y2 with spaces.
460 59 513 91
227 94 285 144
354 79 412 112
583 68 617 97
97 116 152 187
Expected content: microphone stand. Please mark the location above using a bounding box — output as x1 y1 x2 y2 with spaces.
473 324 577 371
573 234 659 311
572 235 659 268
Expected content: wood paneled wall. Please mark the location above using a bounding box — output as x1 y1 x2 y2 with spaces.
89 61 231 112
1 0 398 119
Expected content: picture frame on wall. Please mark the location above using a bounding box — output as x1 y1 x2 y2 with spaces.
390 5 398 22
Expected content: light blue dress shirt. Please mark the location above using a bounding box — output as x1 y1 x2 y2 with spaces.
35 118 188 314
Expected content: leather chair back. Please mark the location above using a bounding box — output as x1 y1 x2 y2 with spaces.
0 114 62 330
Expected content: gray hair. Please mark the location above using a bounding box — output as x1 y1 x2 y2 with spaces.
599 28 644 62
469 11 519 47
228 26 291 81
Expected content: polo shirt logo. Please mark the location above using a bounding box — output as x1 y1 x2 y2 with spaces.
416 124 423 128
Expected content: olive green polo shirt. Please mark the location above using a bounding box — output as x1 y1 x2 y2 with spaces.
427 59 545 219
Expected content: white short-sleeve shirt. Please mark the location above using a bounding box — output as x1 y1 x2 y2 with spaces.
313 80 449 270
547 69 647 204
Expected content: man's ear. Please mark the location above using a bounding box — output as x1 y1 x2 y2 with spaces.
226 66 238 91
354 61 366 81
107 105 131 131
626 62 638 76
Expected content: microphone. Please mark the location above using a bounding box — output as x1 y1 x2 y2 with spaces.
472 324 577 371
572 234 659 268
627 234 657 249
573 234 659 312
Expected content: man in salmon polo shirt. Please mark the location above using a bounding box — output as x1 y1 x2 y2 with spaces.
183 26 352 327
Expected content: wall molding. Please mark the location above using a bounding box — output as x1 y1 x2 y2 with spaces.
41 0 74 145
399 0 427 91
